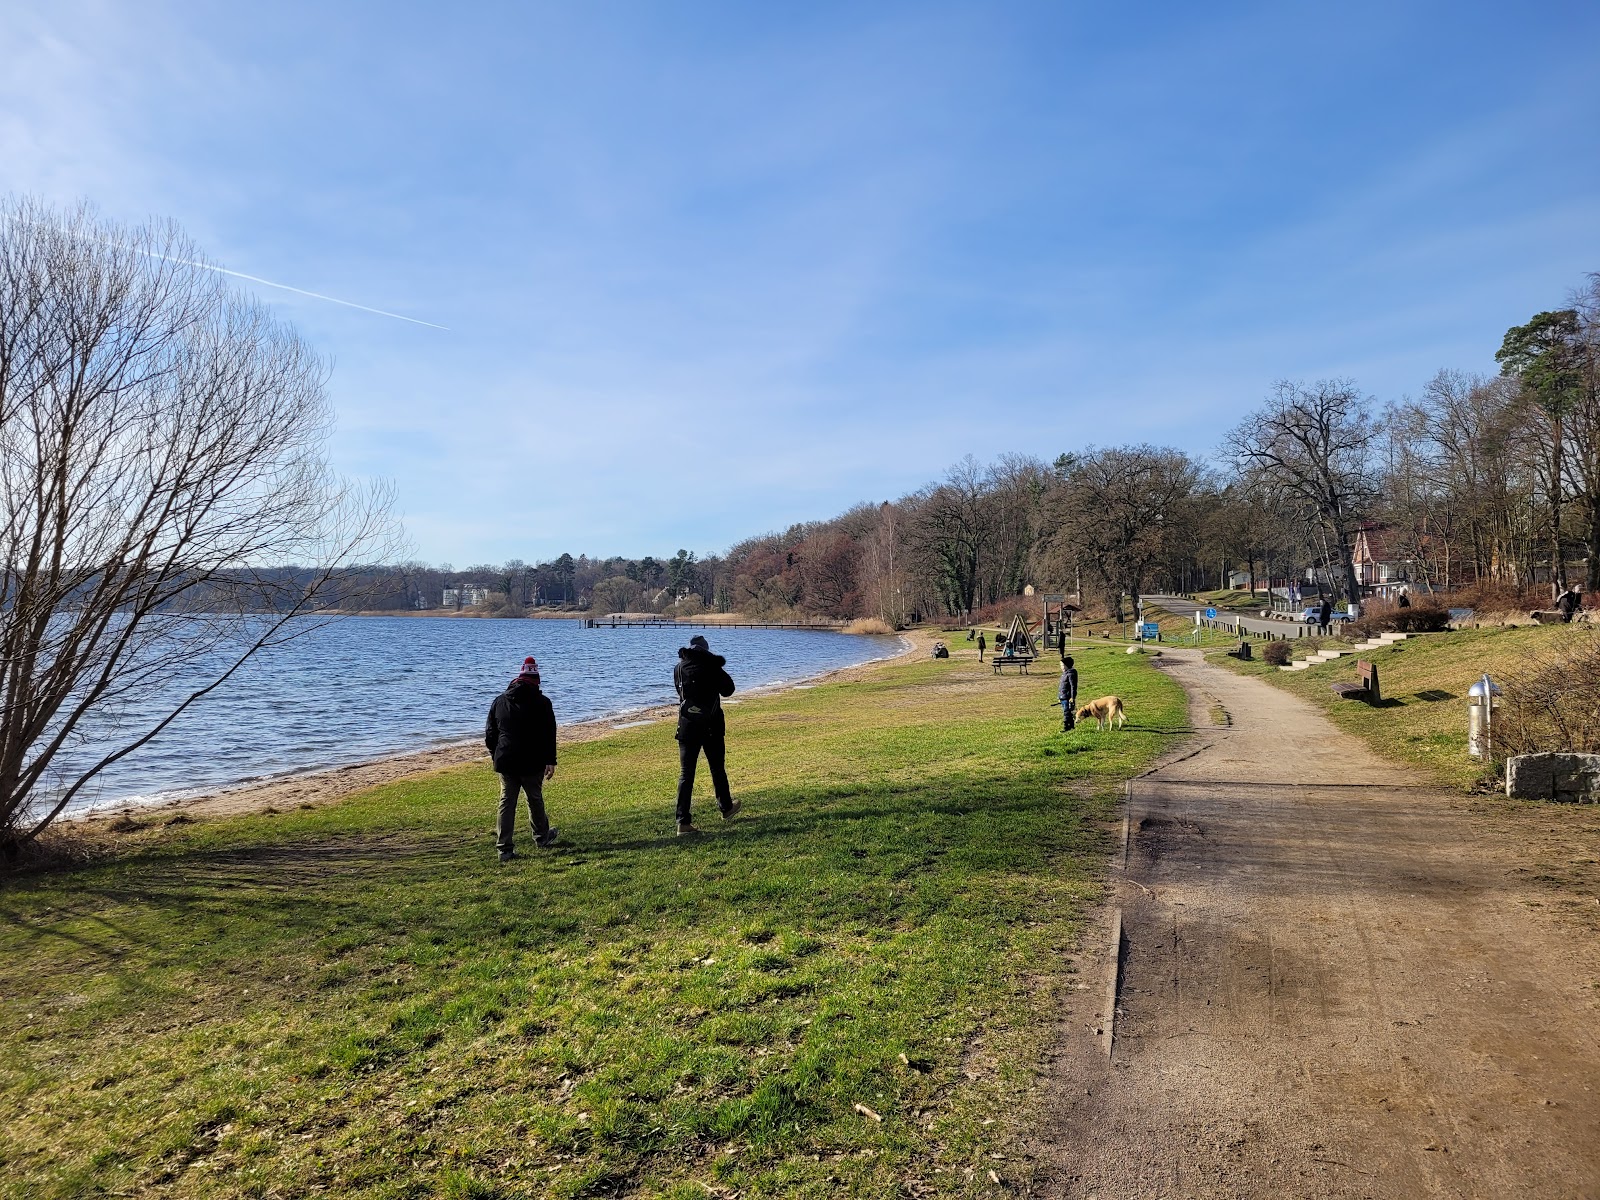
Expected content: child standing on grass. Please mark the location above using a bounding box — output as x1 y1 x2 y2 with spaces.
485 656 558 861
1059 657 1078 731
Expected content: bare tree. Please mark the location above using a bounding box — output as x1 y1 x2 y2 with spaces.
1226 380 1378 608
1054 445 1203 619
0 198 399 850
905 457 994 618
1566 274 1600 590
1498 310 1587 597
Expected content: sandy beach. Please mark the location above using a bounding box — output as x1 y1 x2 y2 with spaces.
75 632 923 830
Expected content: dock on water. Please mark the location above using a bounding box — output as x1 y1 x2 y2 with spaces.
582 615 846 630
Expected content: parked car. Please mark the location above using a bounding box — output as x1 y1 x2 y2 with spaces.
1301 605 1351 624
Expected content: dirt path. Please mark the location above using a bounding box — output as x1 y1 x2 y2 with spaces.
1039 650 1600 1199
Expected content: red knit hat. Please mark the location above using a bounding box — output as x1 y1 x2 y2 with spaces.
517 656 539 681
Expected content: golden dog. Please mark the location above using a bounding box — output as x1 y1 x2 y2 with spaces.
1075 695 1126 731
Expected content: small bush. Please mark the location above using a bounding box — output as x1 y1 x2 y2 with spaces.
1346 598 1452 640
842 617 895 635
1262 641 1292 666
1447 580 1552 615
1496 631 1600 756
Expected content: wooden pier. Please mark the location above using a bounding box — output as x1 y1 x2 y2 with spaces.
582 617 847 630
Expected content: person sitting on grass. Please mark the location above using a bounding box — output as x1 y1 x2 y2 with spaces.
673 635 739 835
485 656 558 862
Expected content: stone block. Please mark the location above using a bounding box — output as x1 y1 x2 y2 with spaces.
1505 752 1600 802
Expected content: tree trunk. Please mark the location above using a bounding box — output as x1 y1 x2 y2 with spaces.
1551 413 1566 600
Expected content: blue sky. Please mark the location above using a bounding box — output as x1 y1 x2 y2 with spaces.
4 1 1598 564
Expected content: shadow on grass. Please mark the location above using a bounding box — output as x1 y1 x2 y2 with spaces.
1 769 1113 988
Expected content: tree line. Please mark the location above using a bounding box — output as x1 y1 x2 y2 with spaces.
379 269 1598 624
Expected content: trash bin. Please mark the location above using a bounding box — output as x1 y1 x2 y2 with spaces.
1467 674 1502 759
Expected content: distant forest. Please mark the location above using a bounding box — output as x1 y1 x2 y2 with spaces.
331 272 1600 625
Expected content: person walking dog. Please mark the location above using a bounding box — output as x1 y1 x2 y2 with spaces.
485 656 558 861
1058 656 1078 731
674 635 739 835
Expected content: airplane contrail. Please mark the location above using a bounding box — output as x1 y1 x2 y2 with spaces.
1 210 449 330
149 251 450 331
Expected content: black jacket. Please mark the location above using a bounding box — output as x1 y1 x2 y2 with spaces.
485 678 557 776
1058 668 1078 707
674 646 735 732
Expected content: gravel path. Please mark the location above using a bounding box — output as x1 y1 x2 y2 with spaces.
1037 649 1600 1198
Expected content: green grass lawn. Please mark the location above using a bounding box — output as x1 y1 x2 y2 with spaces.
1214 623 1595 790
1 642 1187 1199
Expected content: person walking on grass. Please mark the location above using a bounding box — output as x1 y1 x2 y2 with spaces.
674 635 739 835
1058 656 1078 731
486 656 558 861
977 631 986 662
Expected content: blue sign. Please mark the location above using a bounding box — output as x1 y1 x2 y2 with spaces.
1204 607 1217 619
1140 622 1160 640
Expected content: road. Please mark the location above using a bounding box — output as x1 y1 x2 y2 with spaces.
1035 649 1600 1198
1148 592 1320 639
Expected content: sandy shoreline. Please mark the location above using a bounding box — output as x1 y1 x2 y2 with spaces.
74 633 924 830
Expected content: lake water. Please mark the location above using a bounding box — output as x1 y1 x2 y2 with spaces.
50 618 901 816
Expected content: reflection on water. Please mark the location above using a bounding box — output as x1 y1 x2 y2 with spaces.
52 618 897 814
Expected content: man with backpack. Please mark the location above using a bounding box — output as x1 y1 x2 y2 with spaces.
673 635 739 835
485 656 558 861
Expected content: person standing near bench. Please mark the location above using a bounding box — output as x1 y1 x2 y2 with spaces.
486 656 558 861
674 634 739 835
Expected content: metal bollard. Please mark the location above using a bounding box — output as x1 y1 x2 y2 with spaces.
1467 674 1501 758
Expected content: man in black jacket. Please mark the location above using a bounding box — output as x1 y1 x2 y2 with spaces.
673 635 738 835
485 656 558 861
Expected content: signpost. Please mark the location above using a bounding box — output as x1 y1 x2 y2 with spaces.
1205 607 1217 619
1139 621 1161 642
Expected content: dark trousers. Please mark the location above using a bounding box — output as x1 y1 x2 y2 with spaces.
676 726 732 823
1062 705 1076 732
497 773 549 852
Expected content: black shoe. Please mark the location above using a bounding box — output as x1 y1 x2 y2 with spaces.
720 799 741 820
498 850 517 863
677 821 700 836
536 828 558 848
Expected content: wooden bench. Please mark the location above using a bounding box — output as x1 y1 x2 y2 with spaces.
992 654 1035 675
1331 659 1380 704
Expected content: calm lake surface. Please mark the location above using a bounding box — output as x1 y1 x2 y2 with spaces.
57 618 900 815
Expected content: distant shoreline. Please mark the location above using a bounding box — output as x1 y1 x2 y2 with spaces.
72 632 922 831
335 609 833 624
